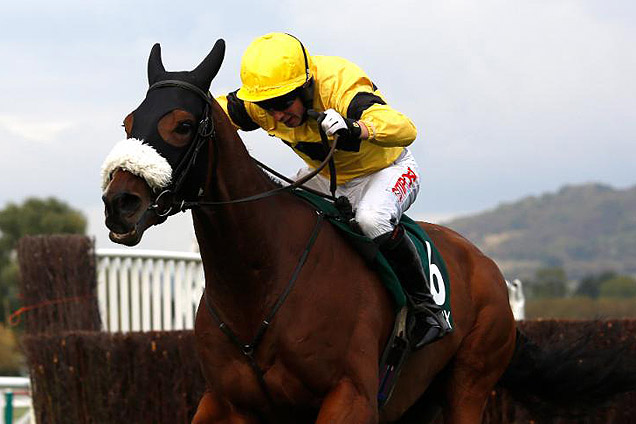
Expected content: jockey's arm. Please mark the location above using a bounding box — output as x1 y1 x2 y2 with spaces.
321 101 415 146
327 58 417 148
357 102 417 147
358 120 370 140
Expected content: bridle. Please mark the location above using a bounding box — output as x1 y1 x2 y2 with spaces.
144 79 215 217
145 79 339 218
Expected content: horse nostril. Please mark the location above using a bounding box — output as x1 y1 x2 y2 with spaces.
102 194 112 217
113 192 143 217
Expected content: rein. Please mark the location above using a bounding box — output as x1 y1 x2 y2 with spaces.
180 134 338 208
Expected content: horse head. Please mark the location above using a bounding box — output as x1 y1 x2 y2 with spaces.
101 40 225 246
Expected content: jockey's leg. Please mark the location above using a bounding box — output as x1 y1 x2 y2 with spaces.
375 226 452 349
292 166 332 194
355 149 450 350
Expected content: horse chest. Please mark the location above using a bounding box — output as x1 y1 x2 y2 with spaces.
196 292 355 394
200 334 337 411
197 358 322 421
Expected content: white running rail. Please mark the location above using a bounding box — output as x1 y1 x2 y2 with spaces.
96 249 527 332
0 377 33 424
96 249 204 332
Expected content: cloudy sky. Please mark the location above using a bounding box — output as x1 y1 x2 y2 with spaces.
1 0 634 252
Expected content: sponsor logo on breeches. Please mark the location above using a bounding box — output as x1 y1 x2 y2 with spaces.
392 167 418 202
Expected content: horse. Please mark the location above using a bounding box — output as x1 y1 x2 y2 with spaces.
101 39 636 423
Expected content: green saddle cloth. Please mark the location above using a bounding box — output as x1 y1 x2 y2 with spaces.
292 190 452 325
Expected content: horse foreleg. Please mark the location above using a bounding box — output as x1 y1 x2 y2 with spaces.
316 378 378 424
192 390 259 424
442 306 516 422
441 388 491 424
440 334 514 424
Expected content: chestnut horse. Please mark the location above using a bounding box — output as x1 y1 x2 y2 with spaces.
101 39 635 423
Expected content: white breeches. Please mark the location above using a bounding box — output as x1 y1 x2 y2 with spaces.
294 148 421 239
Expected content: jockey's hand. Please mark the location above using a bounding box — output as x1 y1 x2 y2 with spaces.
318 109 363 152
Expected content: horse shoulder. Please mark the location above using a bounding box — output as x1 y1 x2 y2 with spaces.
269 219 394 403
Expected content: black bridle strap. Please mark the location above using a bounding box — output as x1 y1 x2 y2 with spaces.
146 79 216 216
149 79 213 105
173 106 212 189
203 210 325 404
150 81 214 186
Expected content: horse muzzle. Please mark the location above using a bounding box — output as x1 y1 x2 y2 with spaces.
102 170 162 246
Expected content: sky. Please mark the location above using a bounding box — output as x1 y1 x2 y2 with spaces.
0 0 634 252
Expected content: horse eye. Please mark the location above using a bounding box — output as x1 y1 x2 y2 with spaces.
175 122 194 135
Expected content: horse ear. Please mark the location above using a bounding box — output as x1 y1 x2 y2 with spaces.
192 39 226 92
148 43 166 86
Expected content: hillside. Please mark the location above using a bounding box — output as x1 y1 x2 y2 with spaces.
444 183 636 280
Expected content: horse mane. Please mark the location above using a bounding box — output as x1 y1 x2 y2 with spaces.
261 171 285 189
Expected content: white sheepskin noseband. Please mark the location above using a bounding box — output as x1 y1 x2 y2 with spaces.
101 139 173 192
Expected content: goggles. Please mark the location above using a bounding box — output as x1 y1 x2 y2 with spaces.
255 89 299 111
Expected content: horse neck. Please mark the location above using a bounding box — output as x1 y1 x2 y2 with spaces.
192 100 296 326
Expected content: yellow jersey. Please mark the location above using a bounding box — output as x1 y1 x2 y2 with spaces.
217 55 417 184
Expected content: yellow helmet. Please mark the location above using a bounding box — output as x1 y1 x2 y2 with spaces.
236 33 311 102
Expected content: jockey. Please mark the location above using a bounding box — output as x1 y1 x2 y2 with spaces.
217 32 451 349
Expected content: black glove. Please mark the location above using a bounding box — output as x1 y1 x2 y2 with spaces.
317 109 362 152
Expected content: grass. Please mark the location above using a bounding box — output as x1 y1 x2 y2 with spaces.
526 297 636 320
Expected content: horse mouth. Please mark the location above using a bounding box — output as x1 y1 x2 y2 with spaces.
109 227 141 246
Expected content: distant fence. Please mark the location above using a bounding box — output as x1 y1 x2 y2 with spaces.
96 249 204 332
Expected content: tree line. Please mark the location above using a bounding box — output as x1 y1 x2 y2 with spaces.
0 197 86 374
526 266 636 300
0 197 87 323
